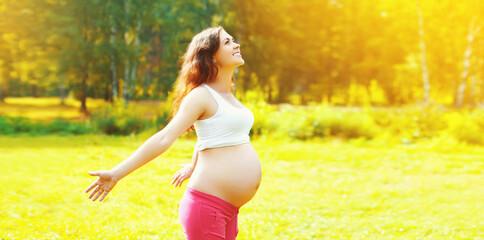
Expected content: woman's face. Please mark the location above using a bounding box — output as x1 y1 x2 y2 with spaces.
213 30 244 68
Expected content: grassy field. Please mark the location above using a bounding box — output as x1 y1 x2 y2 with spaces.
1 133 483 239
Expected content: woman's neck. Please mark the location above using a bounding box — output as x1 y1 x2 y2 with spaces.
211 67 235 93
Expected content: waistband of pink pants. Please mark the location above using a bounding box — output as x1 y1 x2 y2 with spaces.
186 187 240 214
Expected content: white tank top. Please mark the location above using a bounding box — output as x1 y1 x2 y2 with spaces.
194 83 254 151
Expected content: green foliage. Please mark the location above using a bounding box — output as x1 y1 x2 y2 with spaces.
369 105 484 145
445 109 484 145
247 102 484 145
2 96 484 146
90 99 169 136
312 106 381 140
248 104 381 140
369 105 449 142
246 101 279 137
0 116 94 135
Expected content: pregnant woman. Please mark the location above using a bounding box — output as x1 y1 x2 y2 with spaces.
84 26 261 240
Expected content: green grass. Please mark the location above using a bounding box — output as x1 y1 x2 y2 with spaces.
1 134 483 239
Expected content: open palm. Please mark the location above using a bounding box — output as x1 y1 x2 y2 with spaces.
85 170 119 202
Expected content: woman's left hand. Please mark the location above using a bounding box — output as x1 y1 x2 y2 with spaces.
170 164 194 187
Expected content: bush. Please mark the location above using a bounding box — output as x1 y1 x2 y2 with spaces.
0 116 16 134
2 96 484 145
246 101 279 137
91 99 146 135
306 106 380 140
247 103 484 145
250 104 381 140
0 98 169 136
0 116 94 135
369 105 449 143
445 109 484 145
48 118 94 135
90 99 170 135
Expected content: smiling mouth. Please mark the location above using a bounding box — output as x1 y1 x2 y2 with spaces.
233 52 242 57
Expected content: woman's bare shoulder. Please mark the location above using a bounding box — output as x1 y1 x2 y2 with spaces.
184 85 211 102
178 85 212 113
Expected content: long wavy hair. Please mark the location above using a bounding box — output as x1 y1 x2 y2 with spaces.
171 26 235 134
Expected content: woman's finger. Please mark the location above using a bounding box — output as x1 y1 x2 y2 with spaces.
85 181 99 193
92 190 103 201
88 186 98 199
171 177 179 185
174 175 180 187
174 171 183 181
174 175 182 185
171 174 178 185
99 191 109 202
171 171 179 181
89 186 101 199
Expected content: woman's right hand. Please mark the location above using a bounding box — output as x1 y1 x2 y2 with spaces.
171 163 194 187
85 170 119 202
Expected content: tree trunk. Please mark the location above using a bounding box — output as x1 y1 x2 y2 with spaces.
80 66 88 114
59 74 66 105
0 87 5 102
109 9 118 102
267 80 273 103
143 69 152 98
0 74 7 102
123 60 131 105
0 66 11 103
79 1 91 114
455 21 479 107
416 0 430 104
479 50 484 105
31 84 38 97
104 79 110 101
481 75 484 105
326 79 333 103
470 74 477 107
122 0 131 107
129 13 142 103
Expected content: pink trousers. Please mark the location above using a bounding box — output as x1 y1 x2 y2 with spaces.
179 187 240 240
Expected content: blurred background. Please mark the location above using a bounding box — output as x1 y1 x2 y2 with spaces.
0 0 484 142
1 0 483 105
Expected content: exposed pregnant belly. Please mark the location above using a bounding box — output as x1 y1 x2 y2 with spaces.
187 142 262 208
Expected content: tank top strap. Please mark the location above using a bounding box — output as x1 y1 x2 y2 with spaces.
201 83 228 107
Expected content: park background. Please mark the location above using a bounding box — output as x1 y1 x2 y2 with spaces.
1 0 483 239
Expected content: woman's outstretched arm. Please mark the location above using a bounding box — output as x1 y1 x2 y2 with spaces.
85 88 206 202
